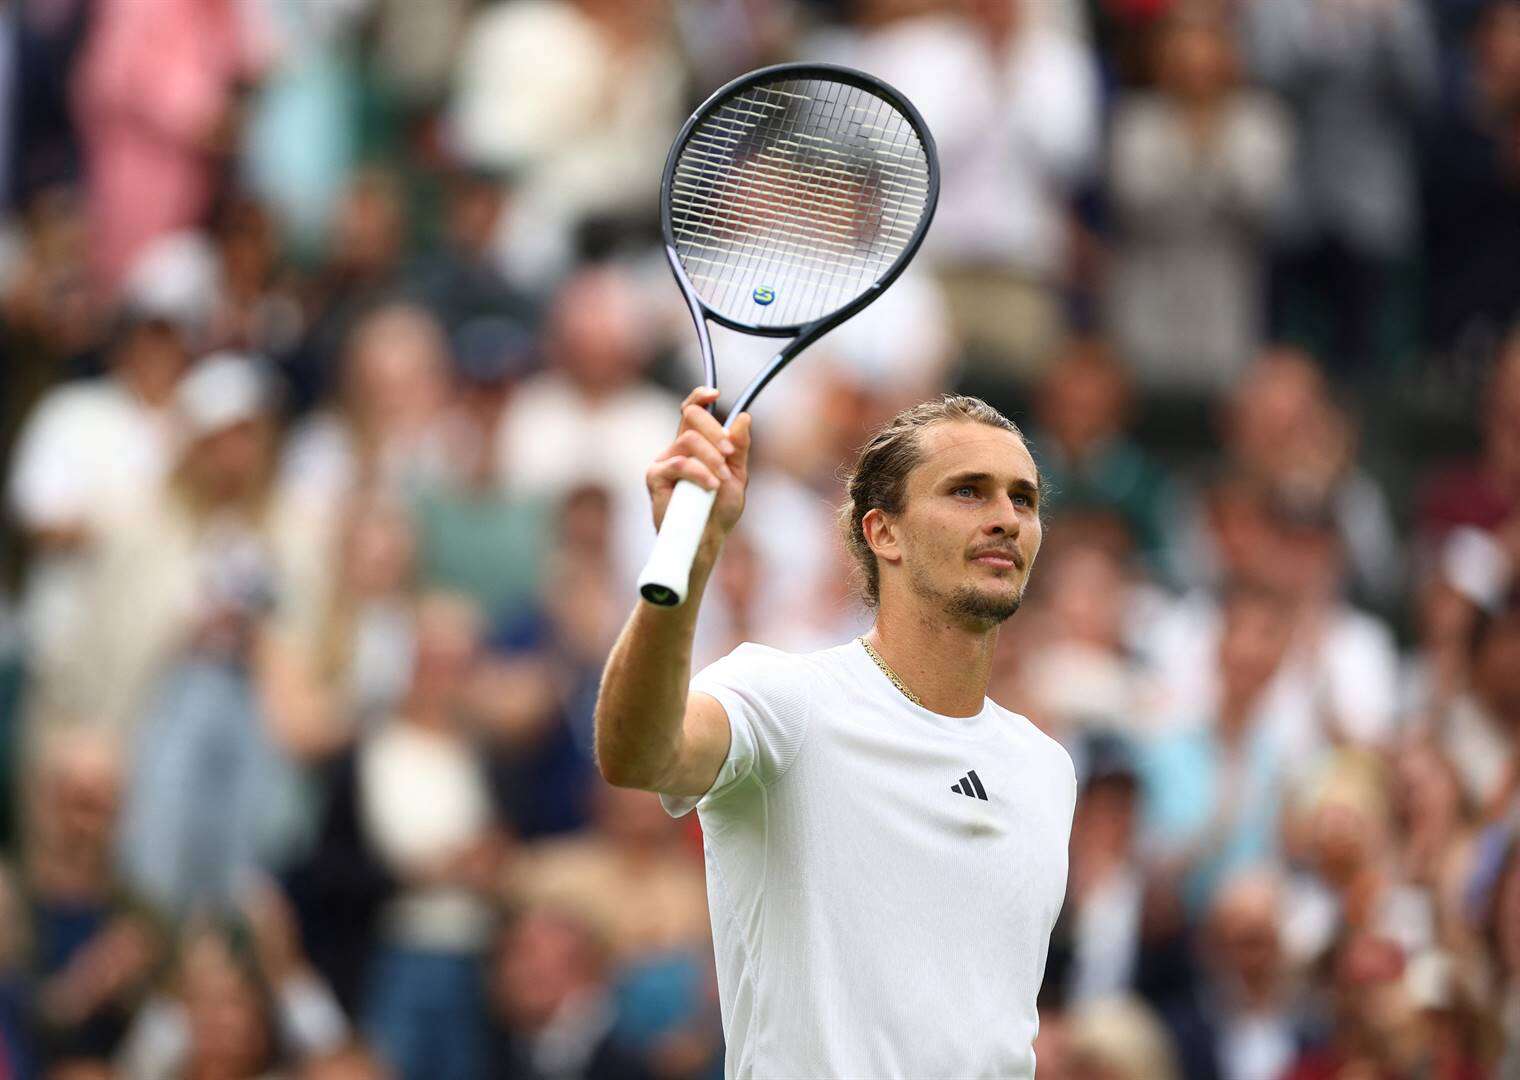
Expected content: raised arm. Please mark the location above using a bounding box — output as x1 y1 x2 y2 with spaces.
594 387 752 796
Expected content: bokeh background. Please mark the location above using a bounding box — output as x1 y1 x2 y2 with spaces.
1 0 1519 1077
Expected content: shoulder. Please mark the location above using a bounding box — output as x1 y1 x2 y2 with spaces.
16 379 121 439
696 640 835 688
989 702 1078 792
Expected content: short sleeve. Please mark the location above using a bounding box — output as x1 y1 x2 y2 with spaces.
8 391 90 527
660 642 813 818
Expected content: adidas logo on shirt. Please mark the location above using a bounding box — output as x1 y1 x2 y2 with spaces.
951 770 988 800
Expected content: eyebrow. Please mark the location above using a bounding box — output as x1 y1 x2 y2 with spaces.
943 471 1040 501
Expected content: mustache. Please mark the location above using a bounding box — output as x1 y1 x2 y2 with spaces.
969 545 1024 569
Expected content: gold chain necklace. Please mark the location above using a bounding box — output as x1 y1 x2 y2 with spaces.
858 636 924 708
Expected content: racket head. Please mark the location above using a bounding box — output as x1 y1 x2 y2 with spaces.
661 63 939 338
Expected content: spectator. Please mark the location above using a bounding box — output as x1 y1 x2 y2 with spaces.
404 166 540 339
117 923 285 1080
281 302 458 512
71 0 255 291
1022 541 1167 743
1435 591 1520 816
816 0 1099 370
289 169 411 407
485 906 653 1080
1065 995 1181 1080
1141 582 1297 913
1417 330 1520 555
494 266 680 590
1247 0 1439 375
1282 753 1436 972
1106 3 1293 391
1484 829 1520 1074
447 0 685 285
1047 734 1182 1007
508 784 708 972
8 244 206 726
1030 341 1180 578
0 859 30 1076
1422 0 1520 361
1281 931 1428 1079
306 495 419 737
1220 347 1403 610
1164 870 1316 1080
73 355 324 909
118 889 348 1078
20 729 162 1068
353 593 508 1080
412 320 552 629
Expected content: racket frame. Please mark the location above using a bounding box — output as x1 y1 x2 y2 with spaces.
640 62 939 606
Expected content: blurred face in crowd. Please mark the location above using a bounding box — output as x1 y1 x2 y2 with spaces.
1205 481 1274 585
1217 588 1292 709
406 594 483 719
1156 12 1238 105
1472 608 1520 721
343 305 451 433
1496 846 1520 978
445 171 507 258
1227 349 1345 489
342 498 416 598
115 320 190 407
493 910 605 1033
1392 741 1468 843
33 734 121 862
1207 874 1283 996
1486 341 1520 491
184 417 275 506
873 421 1042 629
548 269 653 395
333 169 404 276
1037 343 1128 461
181 934 274 1080
1044 543 1126 650
1476 1 1520 110
1310 777 1390 887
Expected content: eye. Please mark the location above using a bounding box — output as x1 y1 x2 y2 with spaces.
1012 492 1033 508
953 485 978 498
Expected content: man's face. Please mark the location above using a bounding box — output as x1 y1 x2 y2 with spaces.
884 421 1043 628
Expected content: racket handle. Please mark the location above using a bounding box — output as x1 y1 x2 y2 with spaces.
638 480 719 607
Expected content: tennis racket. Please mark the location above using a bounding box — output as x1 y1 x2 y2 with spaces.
637 62 940 607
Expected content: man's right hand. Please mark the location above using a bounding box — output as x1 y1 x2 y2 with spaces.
646 386 752 546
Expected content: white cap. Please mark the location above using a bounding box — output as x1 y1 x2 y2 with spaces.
176 352 272 439
121 231 222 340
1442 526 1513 611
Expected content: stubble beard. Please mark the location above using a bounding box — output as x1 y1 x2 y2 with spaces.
947 583 1023 627
906 559 1024 629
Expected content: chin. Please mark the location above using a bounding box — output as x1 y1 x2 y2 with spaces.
947 583 1023 626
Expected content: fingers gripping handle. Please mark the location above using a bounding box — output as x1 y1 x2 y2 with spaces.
638 480 719 607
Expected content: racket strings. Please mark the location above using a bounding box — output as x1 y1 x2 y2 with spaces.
670 75 932 328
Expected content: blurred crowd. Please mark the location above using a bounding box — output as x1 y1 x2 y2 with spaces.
1 0 1519 1077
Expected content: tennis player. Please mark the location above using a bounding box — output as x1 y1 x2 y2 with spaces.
595 390 1076 1078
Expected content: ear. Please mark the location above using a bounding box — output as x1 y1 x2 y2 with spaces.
861 507 903 566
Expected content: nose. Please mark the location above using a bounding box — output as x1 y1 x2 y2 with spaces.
985 492 1021 538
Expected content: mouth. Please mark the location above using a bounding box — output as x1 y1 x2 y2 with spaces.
970 550 1022 571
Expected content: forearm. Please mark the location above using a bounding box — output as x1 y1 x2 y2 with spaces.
594 553 715 789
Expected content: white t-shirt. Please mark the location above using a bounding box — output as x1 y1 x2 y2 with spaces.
664 640 1076 1079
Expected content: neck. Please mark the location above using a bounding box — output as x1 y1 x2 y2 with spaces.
866 602 999 717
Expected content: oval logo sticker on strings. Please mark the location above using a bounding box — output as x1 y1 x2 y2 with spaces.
752 286 775 306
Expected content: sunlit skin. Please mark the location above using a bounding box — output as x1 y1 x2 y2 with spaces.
862 421 1043 717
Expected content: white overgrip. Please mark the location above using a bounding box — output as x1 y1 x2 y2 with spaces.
638 479 719 607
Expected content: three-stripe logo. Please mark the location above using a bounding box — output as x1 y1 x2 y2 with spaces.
952 770 988 800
